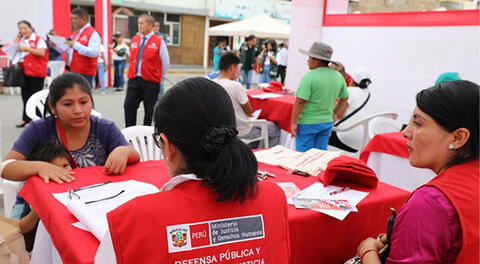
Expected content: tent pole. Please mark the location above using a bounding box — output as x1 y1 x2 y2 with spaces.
203 16 210 74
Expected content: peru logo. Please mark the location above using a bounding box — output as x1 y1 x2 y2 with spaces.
171 229 188 247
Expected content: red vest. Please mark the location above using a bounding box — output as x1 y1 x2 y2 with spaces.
23 35 49 78
107 180 290 263
128 34 163 83
425 159 479 263
70 26 98 76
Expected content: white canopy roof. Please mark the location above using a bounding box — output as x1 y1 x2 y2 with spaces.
208 13 291 39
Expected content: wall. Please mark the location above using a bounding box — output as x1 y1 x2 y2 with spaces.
168 14 205 65
0 0 53 44
287 0 480 124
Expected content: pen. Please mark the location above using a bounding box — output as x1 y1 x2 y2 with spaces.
329 187 351 195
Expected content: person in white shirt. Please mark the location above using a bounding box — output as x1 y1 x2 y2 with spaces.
111 32 129 92
213 52 280 148
330 68 372 152
277 43 288 85
15 20 48 128
258 40 281 84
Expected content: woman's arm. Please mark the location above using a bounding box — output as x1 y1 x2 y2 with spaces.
103 146 140 175
291 97 307 137
2 150 75 183
19 46 46 57
18 210 39 234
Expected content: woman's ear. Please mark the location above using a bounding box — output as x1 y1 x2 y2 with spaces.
451 127 470 150
48 101 57 116
160 133 177 161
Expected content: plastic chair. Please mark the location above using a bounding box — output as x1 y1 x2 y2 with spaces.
236 115 269 148
2 180 22 217
45 61 66 88
368 116 402 139
332 112 398 153
25 89 101 121
121 126 162 161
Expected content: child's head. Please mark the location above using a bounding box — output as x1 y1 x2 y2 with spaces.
26 143 71 169
47 73 94 127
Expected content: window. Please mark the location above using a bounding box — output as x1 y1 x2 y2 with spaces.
163 14 181 46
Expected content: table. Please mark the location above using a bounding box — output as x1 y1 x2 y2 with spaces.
21 160 409 264
247 89 295 133
360 132 435 191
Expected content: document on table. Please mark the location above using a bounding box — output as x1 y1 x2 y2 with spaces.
53 180 159 240
249 109 262 120
250 93 284 100
290 182 369 221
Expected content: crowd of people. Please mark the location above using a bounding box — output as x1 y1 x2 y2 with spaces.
0 7 478 264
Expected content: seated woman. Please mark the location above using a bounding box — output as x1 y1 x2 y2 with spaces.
1 72 140 183
95 77 290 263
355 80 479 263
329 68 372 152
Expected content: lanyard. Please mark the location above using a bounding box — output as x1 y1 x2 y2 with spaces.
55 118 78 169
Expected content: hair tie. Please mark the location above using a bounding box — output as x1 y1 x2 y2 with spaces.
200 126 238 153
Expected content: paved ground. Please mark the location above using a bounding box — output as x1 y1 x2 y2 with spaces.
0 69 205 216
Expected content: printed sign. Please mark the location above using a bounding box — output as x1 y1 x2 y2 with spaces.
166 215 264 253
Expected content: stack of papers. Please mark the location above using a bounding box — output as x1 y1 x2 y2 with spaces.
53 180 159 240
250 93 284 100
249 109 262 120
276 182 301 204
255 145 341 176
289 182 369 220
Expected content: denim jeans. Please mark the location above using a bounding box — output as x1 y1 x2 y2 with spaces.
259 64 272 84
114 59 126 89
295 122 334 152
240 69 254 89
97 62 106 92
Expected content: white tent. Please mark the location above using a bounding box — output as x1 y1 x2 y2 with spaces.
208 13 291 39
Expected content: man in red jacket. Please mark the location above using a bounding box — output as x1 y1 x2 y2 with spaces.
56 7 100 87
124 14 169 127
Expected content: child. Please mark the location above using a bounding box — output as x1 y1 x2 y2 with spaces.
10 143 71 252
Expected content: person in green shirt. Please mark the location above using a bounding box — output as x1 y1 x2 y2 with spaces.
291 42 349 152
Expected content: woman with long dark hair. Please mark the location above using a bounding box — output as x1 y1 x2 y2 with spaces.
355 80 479 263
15 20 49 128
95 77 290 263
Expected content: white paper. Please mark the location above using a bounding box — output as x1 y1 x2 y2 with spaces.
249 109 262 120
3 44 20 64
53 180 159 240
48 35 68 53
250 93 284 100
290 182 369 221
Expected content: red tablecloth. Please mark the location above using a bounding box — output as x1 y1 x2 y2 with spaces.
247 89 295 133
360 132 409 163
20 160 408 264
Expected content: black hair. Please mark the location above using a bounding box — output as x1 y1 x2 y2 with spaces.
267 40 277 52
18 20 35 33
71 7 89 19
139 14 155 25
46 73 94 115
279 43 285 48
416 80 479 168
247 34 256 41
154 77 258 202
356 79 372 89
26 143 69 163
219 52 240 71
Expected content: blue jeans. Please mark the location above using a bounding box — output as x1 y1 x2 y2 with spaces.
296 122 333 152
97 62 106 92
114 60 126 89
240 69 254 89
76 73 94 89
259 64 272 84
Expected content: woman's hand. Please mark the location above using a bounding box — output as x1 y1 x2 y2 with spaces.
37 161 75 184
356 237 384 258
19 45 30 52
104 146 130 175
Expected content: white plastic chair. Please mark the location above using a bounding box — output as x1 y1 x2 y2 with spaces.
25 89 101 121
2 180 22 217
368 116 402 139
45 61 66 88
237 115 269 148
121 126 162 161
332 112 398 153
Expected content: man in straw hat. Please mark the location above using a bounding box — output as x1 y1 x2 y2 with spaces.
291 42 349 152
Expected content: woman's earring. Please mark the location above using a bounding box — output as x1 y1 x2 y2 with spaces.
448 144 455 150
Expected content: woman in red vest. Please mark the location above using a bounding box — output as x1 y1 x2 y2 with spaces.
95 77 290 263
15 20 49 128
355 80 479 263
